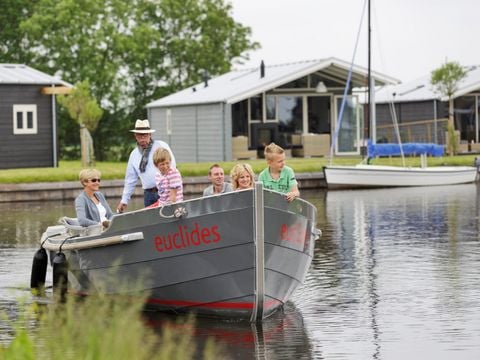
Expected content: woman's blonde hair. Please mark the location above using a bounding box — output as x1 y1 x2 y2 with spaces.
230 163 255 190
79 168 101 186
153 148 171 166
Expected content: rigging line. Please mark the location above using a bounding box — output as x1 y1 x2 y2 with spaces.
328 0 369 165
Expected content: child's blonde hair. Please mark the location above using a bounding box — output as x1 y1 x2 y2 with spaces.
230 163 255 190
264 142 284 161
153 148 171 166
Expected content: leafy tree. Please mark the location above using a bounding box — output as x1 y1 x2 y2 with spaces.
12 0 258 160
431 61 467 155
57 81 103 166
0 0 36 63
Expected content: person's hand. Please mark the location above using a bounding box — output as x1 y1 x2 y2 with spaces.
117 202 127 213
285 191 298 202
102 220 110 228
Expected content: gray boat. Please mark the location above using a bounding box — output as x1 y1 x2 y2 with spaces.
36 183 320 321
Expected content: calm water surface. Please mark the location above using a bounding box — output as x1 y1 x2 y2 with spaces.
1 186 480 359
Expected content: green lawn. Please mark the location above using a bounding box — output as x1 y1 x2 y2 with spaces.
0 155 478 184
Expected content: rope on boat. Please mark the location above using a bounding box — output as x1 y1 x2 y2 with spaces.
159 205 188 219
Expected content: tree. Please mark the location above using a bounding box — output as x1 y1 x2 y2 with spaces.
57 81 103 167
0 0 36 63
12 0 259 160
431 61 467 155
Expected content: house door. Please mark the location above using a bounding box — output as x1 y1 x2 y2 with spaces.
333 95 360 155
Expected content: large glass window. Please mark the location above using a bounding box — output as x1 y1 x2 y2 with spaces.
250 95 262 121
335 96 359 154
454 96 475 142
13 104 37 134
266 95 276 120
232 100 248 136
278 96 303 133
307 96 330 133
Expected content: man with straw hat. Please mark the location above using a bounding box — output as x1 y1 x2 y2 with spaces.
116 119 176 212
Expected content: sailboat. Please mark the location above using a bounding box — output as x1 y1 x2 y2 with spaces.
323 0 478 189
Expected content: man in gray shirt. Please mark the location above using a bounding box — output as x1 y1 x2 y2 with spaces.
203 164 233 196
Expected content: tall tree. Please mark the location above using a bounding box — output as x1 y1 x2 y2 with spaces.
14 0 258 160
431 61 467 155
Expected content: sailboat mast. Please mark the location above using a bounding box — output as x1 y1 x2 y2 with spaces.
367 0 371 143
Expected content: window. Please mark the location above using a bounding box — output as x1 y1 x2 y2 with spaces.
232 100 248 136
250 95 263 121
266 95 276 121
13 105 37 134
278 96 303 133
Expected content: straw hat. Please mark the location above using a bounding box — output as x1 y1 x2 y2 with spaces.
130 119 156 134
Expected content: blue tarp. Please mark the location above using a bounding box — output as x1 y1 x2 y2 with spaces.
367 140 444 158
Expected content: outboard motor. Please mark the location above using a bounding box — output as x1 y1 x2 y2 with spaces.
30 247 48 295
53 252 68 300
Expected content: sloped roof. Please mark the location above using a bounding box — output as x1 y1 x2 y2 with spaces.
147 57 399 108
374 65 480 103
0 64 70 86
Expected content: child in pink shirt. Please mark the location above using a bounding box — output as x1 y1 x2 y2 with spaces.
149 148 183 207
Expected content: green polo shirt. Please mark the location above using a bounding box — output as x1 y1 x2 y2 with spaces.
258 165 297 194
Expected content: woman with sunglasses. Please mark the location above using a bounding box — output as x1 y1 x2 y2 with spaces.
75 168 113 228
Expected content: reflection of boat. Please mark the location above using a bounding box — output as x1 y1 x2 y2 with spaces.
323 163 478 189
36 183 319 321
144 301 314 359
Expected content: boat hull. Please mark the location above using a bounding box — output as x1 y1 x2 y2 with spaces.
323 164 478 189
41 186 318 321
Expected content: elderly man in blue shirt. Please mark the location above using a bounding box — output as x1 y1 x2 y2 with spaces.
116 119 176 212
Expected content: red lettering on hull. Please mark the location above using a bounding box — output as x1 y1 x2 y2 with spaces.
154 223 221 252
280 223 306 245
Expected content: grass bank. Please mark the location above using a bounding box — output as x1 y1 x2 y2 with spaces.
0 154 478 184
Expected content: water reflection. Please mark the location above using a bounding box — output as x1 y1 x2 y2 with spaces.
144 302 313 359
312 184 480 359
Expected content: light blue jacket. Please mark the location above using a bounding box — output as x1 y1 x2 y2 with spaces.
75 191 113 227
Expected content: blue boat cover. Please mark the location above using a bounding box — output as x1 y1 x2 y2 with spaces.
367 140 444 158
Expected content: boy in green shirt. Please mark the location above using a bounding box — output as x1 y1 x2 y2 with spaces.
258 142 300 202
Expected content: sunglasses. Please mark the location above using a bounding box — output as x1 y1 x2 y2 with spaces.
89 178 101 183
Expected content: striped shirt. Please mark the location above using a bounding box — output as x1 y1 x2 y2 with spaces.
155 168 183 205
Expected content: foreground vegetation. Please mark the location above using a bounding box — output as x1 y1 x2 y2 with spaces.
0 292 221 360
0 154 479 184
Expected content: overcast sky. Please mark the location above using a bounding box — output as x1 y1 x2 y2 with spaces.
230 0 479 83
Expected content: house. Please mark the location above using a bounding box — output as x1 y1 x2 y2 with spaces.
0 64 71 170
146 57 398 163
373 65 480 152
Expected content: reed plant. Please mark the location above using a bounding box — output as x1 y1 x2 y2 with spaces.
0 292 222 360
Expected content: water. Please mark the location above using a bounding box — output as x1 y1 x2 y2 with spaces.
1 186 480 359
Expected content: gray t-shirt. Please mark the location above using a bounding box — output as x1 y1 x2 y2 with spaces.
203 182 233 196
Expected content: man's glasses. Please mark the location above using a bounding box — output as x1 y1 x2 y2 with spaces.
89 178 101 183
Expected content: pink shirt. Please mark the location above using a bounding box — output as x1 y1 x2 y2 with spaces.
155 168 183 205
